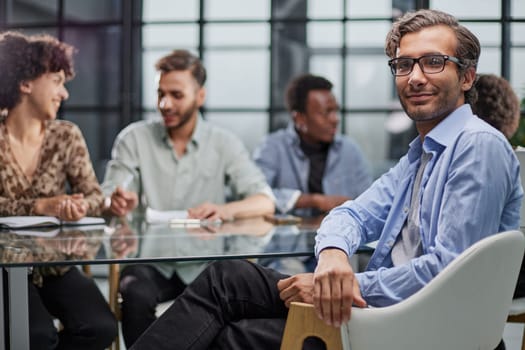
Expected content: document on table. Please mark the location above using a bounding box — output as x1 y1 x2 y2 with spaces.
0 216 106 230
145 207 188 224
145 207 222 226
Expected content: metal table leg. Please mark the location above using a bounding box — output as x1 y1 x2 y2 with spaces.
6 267 29 350
0 268 5 350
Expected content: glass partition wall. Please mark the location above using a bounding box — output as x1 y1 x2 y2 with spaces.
0 0 142 179
1 0 524 179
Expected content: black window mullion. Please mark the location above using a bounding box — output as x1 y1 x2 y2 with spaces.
501 0 511 79
341 0 348 132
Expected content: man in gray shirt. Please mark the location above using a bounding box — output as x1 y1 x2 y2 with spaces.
102 49 275 347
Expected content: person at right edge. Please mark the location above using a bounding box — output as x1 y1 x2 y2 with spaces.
130 9 522 350
472 73 523 350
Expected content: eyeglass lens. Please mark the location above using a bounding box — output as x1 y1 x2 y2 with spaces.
391 55 446 76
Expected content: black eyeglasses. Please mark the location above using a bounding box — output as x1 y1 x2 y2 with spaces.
388 54 463 76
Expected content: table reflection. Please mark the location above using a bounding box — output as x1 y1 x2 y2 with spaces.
0 215 323 267
107 215 317 262
0 227 106 266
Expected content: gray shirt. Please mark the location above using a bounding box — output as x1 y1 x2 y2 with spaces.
102 117 273 282
103 117 272 209
391 152 432 266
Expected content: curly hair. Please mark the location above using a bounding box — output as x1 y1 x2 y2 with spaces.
385 9 480 105
285 74 333 113
155 49 206 87
472 74 520 139
0 31 76 110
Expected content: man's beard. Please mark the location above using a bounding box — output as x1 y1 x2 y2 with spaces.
164 100 199 131
400 88 462 124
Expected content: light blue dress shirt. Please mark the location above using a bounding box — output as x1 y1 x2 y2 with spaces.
253 124 372 216
315 104 523 307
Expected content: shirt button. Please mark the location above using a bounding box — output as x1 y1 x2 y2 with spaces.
403 207 409 213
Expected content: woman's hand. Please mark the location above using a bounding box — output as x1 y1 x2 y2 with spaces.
34 193 88 221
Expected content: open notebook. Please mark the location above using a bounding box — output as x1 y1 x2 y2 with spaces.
0 216 105 230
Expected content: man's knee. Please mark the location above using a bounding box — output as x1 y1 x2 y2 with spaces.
120 281 157 309
119 277 159 319
206 260 255 279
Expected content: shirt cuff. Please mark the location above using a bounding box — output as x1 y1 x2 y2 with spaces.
286 190 301 212
103 196 112 211
258 185 277 203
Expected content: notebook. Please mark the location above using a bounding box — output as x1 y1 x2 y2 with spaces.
0 216 105 230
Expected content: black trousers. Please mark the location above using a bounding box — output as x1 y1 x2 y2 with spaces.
119 264 187 348
128 259 506 350
130 260 326 350
29 267 117 350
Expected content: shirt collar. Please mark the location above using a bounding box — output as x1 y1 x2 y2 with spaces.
191 115 205 147
407 104 473 162
160 114 204 150
426 104 472 148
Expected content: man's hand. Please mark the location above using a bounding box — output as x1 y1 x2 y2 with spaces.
313 248 366 327
296 194 350 213
277 273 315 307
108 187 138 217
187 202 233 221
314 194 350 212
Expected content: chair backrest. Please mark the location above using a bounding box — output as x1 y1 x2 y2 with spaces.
341 230 525 350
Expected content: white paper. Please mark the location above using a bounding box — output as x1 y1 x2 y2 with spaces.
145 207 188 224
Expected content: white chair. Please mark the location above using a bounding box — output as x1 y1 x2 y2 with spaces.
281 230 525 350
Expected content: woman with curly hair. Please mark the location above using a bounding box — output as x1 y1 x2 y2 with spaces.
0 31 117 350
472 74 520 139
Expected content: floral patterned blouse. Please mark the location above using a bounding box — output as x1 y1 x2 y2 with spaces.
0 119 104 216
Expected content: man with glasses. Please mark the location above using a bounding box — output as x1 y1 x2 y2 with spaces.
130 9 521 350
389 54 464 77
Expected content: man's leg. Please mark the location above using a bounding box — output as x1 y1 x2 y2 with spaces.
119 264 186 348
131 260 289 350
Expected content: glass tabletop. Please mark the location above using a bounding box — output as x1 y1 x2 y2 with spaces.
0 215 330 267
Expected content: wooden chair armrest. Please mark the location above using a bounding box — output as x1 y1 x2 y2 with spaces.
280 302 342 350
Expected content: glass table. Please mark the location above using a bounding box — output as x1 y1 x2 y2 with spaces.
0 215 314 349
0 215 373 349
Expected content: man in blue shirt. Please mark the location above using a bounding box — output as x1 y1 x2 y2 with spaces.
253 74 372 217
130 9 522 350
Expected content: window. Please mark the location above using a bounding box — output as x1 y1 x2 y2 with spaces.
2 0 523 179
0 0 141 179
